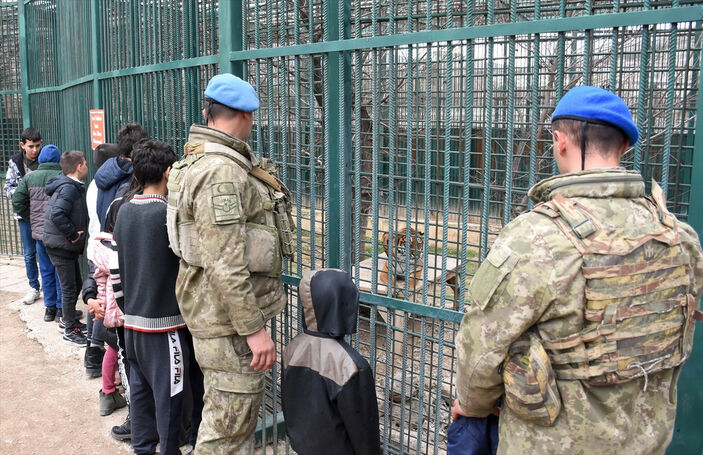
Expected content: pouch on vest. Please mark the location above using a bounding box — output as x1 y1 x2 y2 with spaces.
167 153 204 266
245 222 283 277
503 333 562 426
273 190 295 259
254 158 296 260
166 164 186 258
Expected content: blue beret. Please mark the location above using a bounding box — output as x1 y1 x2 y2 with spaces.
552 86 638 145
38 144 61 164
204 74 259 112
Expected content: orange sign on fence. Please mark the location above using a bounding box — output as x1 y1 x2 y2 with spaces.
89 109 105 149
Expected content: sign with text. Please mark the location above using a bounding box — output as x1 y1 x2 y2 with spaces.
89 109 105 149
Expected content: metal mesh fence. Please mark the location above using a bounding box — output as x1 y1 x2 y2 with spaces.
241 1 703 453
1 2 23 256
3 0 703 453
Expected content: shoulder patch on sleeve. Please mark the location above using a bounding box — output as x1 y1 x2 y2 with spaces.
210 182 241 224
468 244 518 311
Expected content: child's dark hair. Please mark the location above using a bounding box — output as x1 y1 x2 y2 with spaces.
116 123 148 158
21 127 41 143
60 150 85 175
123 139 176 200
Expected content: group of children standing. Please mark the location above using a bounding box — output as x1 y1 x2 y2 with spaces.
7 125 203 454
6 123 384 455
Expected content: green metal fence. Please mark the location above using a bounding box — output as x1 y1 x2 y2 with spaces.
0 2 24 256
2 1 703 453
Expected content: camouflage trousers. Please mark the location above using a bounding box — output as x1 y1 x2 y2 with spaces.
192 334 264 455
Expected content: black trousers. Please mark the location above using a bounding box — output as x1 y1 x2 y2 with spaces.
48 254 82 329
125 327 201 455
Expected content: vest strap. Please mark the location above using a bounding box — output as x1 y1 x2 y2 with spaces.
551 194 599 239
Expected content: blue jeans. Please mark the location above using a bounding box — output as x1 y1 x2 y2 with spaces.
18 219 39 290
36 240 62 308
447 415 499 455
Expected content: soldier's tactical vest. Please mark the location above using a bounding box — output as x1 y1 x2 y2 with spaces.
166 141 295 273
531 181 700 387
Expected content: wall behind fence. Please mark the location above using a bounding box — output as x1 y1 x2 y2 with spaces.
2 1 703 453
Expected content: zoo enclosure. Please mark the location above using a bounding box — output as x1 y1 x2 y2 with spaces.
1 1 703 453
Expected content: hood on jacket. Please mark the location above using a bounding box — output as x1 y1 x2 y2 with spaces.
38 145 61 164
94 156 133 190
45 174 81 197
93 143 120 169
300 269 358 338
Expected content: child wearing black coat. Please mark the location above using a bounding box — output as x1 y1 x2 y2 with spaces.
43 150 89 346
282 269 381 455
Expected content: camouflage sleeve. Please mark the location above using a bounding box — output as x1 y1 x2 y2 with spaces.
455 214 559 417
678 221 703 303
190 162 265 336
4 160 20 199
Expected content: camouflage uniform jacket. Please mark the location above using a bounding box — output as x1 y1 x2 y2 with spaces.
455 168 703 455
172 125 286 339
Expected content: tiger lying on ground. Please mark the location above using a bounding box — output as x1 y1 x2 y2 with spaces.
379 226 424 292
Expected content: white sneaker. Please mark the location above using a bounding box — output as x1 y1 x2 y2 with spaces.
22 288 41 305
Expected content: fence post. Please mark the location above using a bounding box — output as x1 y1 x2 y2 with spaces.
17 0 30 129
324 0 352 270
90 0 101 110
217 1 239 76
666 49 703 454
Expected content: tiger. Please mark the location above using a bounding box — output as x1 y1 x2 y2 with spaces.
379 226 424 292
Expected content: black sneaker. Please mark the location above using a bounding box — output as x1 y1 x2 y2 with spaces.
44 306 57 322
111 414 131 441
57 318 87 333
62 327 88 347
54 308 83 322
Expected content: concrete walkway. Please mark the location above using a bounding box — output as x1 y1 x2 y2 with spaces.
0 255 90 362
0 255 283 455
0 255 132 453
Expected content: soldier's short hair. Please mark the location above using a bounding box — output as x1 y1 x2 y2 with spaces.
552 118 628 158
131 139 177 186
203 98 241 123
117 122 148 158
60 150 85 175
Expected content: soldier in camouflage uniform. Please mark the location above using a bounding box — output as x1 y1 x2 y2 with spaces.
167 74 288 454
452 86 703 454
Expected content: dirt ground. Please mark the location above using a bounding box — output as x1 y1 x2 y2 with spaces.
0 257 286 455
0 287 132 454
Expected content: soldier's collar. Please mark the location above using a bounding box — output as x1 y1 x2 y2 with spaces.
529 168 645 202
187 124 257 163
